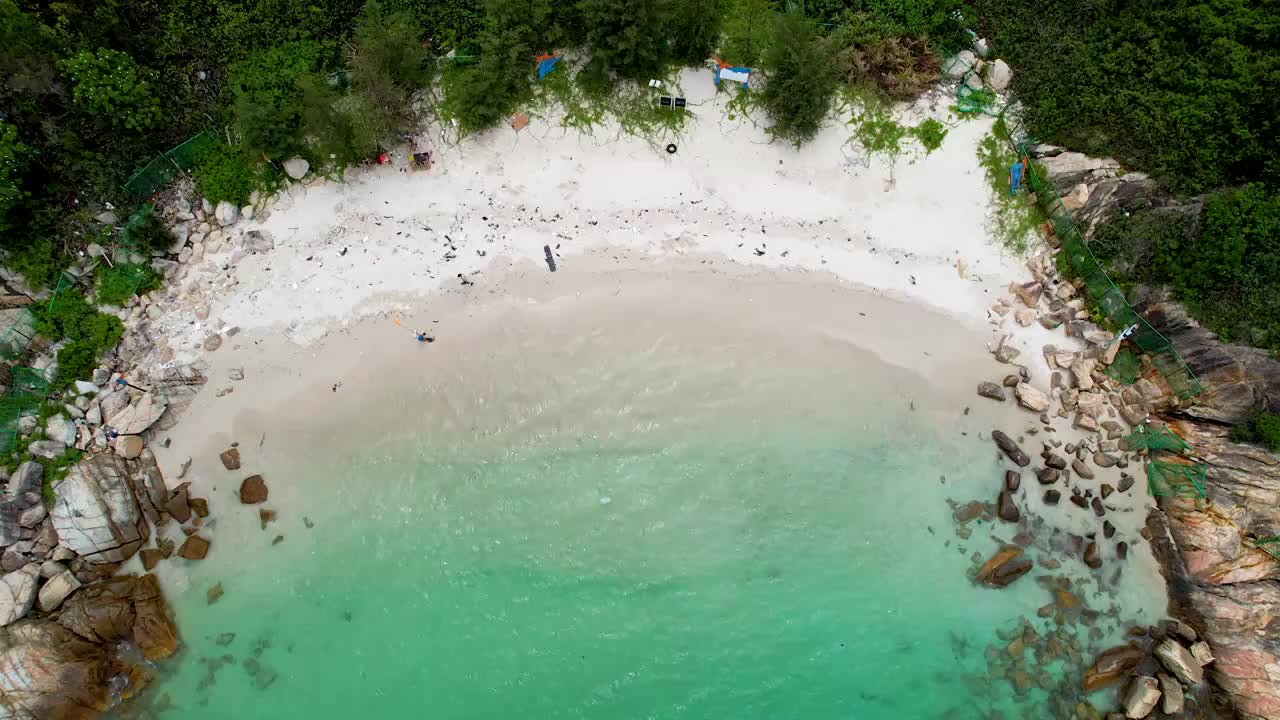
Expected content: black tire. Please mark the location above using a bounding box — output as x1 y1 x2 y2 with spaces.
665 143 677 154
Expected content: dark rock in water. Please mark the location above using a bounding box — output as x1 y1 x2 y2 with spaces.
1118 474 1135 493
1083 645 1145 691
992 431 1030 467
1003 375 1021 387
57 574 178 660
219 448 241 470
1070 494 1089 509
998 490 1020 523
1037 467 1061 485
1084 542 1102 569
1091 497 1106 517
1044 453 1068 470
272 535 284 546
239 475 268 504
1043 489 1061 505
243 657 279 690
1104 521 1116 539
259 509 277 530
215 632 236 646
952 501 985 524
1100 483 1115 499
302 517 314 529
978 382 1007 401
976 546 1033 588
1072 458 1096 480
190 497 210 518
1004 471 1021 492
1116 542 1129 561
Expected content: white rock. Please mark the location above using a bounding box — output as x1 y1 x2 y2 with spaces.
44 415 77 446
964 73 984 91
283 156 310 180
0 564 39 626
16 415 36 435
37 570 80 612
1158 673 1184 715
241 205 255 222
987 59 1012 91
972 37 991 58
178 247 192 264
74 380 99 395
1015 383 1050 413
17 503 46 528
1154 638 1204 686
94 210 118 225
229 367 245 381
1070 359 1097 391
106 393 168 436
191 243 205 262
1122 676 1160 719
1014 308 1035 327
214 201 239 227
944 50 976 79
201 198 214 214
1077 391 1106 419
86 243 107 258
243 230 274 253
38 561 65 580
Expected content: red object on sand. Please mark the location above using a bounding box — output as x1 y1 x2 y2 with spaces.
377 152 389 164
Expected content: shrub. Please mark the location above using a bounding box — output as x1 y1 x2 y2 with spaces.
669 0 722 65
1232 413 1280 453
4 235 60 289
33 288 123 388
579 0 668 79
120 204 175 254
438 0 547 134
720 0 776 67
193 142 257 206
836 36 939 100
95 262 160 307
759 12 838 144
59 49 163 132
913 118 948 154
0 122 27 232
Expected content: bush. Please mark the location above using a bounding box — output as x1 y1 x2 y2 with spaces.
759 12 838 144
0 122 27 232
836 36 939 100
59 49 163 132
669 0 722 64
95 262 160 307
720 0 776 67
975 0 1280 194
438 0 548 134
1232 413 1280 452
33 288 124 388
120 204 175 254
193 142 258 206
345 0 433 145
579 0 668 79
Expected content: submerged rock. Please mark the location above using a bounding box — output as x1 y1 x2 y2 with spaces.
992 431 1030 467
0 619 143 718
239 475 268 504
1083 644 1145 691
976 546 1033 588
178 534 210 560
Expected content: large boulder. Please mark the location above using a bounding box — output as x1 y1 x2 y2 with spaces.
975 546 1033 588
49 454 149 564
987 59 1012 91
283 156 310 180
214 200 239 227
0 564 40 627
1083 644 1145 692
1122 675 1160 719
57 574 178 661
0 463 43 546
1153 638 1203 686
36 570 80 612
0 619 140 719
105 392 167 436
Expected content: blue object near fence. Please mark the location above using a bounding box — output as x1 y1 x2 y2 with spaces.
537 56 561 81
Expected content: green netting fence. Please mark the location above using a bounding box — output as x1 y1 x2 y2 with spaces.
123 131 218 198
10 366 48 407
1147 460 1207 499
997 107 1204 400
1125 424 1191 453
0 308 37 360
0 397 20 454
1103 347 1141 385
1256 536 1280 560
940 52 1002 116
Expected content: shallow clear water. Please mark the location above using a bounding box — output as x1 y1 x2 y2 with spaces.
134 283 1166 720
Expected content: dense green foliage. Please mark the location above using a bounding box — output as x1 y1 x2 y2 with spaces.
32 289 124 389
976 0 1279 196
60 49 164 132
193 142 258 206
759 12 837 144
1232 412 1280 453
1092 186 1280 350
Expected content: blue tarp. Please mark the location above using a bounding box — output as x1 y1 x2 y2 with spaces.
714 66 751 88
537 57 561 81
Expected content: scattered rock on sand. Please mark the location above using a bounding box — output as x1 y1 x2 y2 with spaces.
139 548 163 571
1013 281 1043 308
190 497 209 517
978 382 1006 401
1072 458 1096 480
239 475 268 504
229 367 245 381
1043 489 1061 505
259 509 276 529
1083 542 1102 569
997 490 1019 522
220 448 241 470
994 338 1021 364
992 431 1030 467
1118 474 1135 493
178 535 210 560
1036 467 1060 485
976 546 1033 588
1015 383 1050 412
1003 470 1020 492
1122 676 1161 719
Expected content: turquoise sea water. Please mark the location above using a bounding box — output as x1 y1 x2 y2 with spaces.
132 287 1166 720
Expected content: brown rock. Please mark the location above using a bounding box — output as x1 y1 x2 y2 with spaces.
1084 542 1102 569
239 475 268 504
1043 489 1061 505
177 535 209 560
978 382 1007 401
1100 483 1115 499
57 574 178 660
1082 644 1145 692
207 582 224 605
1044 453 1068 470
1072 458 1096 480
219 447 241 470
1037 467 1061 485
1003 374 1021 387
189 497 209 517
1103 520 1116 539
1118 474 1135 493
0 620 142 718
139 548 163 571
997 490 1020 523
272 535 284 545
952 501 984 523
259 508 277 530
976 546 1033 588
992 431 1030 467
165 484 191 524
1091 496 1105 517
1004 470 1021 492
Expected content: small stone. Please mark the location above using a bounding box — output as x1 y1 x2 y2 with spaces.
1158 672 1184 715
1103 521 1116 539
207 582 224 605
1101 484 1115 499
204 334 223 351
1072 458 1096 480
1037 467 1060 485
1083 542 1102 569
1002 375 1020 388
1121 676 1160 719
978 382 1006 401
259 509 276 529
272 535 284 545
1118 474 1135 493
283 156 310 180
190 497 209 517
240 475 268 504
220 448 241 470
1091 497 1105 517
1015 383 1050 413
997 490 1020 523
139 548 163 571
1003 471 1020 492
178 535 210 560
1043 489 1061 505
992 431 1030 467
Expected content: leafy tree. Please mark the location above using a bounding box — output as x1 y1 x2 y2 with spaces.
1232 413 1280 452
440 0 550 133
0 123 27 232
59 49 164 132
228 40 331 159
759 11 838 144
347 0 432 146
579 0 668 80
720 0 777 67
668 0 722 64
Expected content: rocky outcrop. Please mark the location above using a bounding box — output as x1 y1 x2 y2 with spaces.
57 574 179 661
49 454 149 564
0 619 143 719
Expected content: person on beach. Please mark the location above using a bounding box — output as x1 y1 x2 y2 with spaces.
416 332 434 343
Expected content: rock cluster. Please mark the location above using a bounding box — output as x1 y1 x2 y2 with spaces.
1079 619 1215 718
